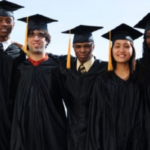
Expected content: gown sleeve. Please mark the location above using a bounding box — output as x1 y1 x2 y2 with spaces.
86 76 105 150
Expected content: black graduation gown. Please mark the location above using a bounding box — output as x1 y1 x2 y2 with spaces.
86 71 142 150
10 57 67 150
59 56 107 150
136 58 150 150
0 44 25 150
139 83 150 150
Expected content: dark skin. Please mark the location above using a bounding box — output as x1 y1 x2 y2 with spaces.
73 42 95 64
146 30 150 49
0 16 15 42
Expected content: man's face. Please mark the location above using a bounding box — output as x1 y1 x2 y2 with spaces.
73 42 94 64
27 30 48 54
0 16 15 38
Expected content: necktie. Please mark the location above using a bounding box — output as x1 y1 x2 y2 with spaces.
0 43 4 52
78 64 86 73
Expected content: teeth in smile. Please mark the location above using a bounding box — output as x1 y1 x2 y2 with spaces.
118 55 125 58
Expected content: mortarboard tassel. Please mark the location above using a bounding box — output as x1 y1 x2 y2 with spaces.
108 31 113 71
24 17 28 55
66 30 71 69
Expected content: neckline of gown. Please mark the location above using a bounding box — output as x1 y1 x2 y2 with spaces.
112 71 131 83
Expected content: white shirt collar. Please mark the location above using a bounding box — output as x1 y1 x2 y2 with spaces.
76 56 95 72
1 39 12 51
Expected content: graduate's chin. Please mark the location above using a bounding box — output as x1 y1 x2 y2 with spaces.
30 50 43 55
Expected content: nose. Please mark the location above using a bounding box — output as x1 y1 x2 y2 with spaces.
80 46 85 53
119 46 125 52
33 35 40 40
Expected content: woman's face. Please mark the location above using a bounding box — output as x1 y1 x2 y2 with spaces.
112 40 133 64
145 30 150 49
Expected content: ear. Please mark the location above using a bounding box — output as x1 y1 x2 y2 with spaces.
45 40 48 45
92 43 95 50
44 39 48 48
12 20 15 28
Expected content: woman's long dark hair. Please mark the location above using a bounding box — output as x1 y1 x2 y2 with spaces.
111 41 136 73
137 39 150 83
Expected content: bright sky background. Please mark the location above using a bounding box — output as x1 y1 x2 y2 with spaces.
10 0 150 61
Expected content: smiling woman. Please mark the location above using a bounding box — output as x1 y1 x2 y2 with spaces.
112 40 135 80
112 40 133 63
85 24 143 150
112 39 136 74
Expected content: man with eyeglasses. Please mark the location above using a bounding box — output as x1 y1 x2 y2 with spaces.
60 25 107 150
10 14 67 150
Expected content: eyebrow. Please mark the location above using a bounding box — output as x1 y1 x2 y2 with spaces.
114 43 120 45
114 42 129 45
29 31 44 34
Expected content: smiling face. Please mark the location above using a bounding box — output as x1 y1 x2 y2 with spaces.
0 16 15 41
73 42 94 64
112 40 133 65
27 30 48 54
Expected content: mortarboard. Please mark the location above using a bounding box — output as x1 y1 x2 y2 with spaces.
134 13 150 32
101 23 143 71
102 23 142 43
18 14 58 31
62 25 103 44
0 0 24 17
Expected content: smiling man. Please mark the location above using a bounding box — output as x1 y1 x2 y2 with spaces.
61 25 107 150
0 1 25 150
10 14 67 150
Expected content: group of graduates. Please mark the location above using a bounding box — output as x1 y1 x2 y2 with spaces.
1 0 150 150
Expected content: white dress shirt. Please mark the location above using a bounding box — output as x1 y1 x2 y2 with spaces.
1 39 12 51
76 56 95 72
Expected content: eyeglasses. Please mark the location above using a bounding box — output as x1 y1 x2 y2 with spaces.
28 32 46 38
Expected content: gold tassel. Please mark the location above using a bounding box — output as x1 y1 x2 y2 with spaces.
24 17 29 54
66 30 71 69
108 31 113 71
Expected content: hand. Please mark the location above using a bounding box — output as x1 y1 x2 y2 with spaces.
12 41 23 49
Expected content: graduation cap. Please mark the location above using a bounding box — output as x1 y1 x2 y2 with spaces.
0 0 24 17
18 14 58 31
102 23 142 43
134 13 150 32
101 23 143 71
18 14 58 54
62 25 103 69
62 25 103 44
